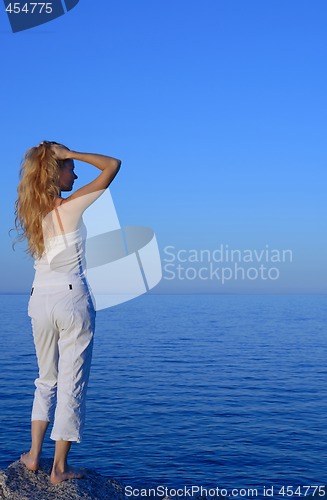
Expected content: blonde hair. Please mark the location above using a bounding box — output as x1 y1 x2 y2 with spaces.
12 141 66 259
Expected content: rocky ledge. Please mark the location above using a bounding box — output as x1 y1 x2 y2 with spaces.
0 458 128 500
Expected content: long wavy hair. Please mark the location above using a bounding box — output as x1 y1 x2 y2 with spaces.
12 141 66 259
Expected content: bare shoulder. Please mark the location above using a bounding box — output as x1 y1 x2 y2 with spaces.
51 197 82 233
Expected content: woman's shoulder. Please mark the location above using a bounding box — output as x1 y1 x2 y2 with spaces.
50 197 85 234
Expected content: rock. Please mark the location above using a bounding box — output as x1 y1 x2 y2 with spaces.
0 458 127 500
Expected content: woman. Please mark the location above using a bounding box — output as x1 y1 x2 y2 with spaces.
13 141 121 484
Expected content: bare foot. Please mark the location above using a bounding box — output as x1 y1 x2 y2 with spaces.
20 451 39 471
50 466 86 484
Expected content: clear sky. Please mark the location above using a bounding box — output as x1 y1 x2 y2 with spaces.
1 0 326 293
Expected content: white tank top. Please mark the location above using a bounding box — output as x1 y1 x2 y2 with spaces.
32 217 88 287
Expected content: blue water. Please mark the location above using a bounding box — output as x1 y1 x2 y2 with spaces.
0 294 326 496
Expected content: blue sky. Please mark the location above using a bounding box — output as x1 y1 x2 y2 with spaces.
1 0 326 293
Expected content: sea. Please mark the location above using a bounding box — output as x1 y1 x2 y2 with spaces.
0 293 326 499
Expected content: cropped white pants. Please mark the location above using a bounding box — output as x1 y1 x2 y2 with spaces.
27 282 96 443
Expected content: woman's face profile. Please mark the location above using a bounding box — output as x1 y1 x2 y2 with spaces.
59 160 78 191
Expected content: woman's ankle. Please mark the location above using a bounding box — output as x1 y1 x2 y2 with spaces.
52 459 68 474
26 449 41 460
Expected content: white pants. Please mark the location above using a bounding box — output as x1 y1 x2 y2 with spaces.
28 282 96 443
